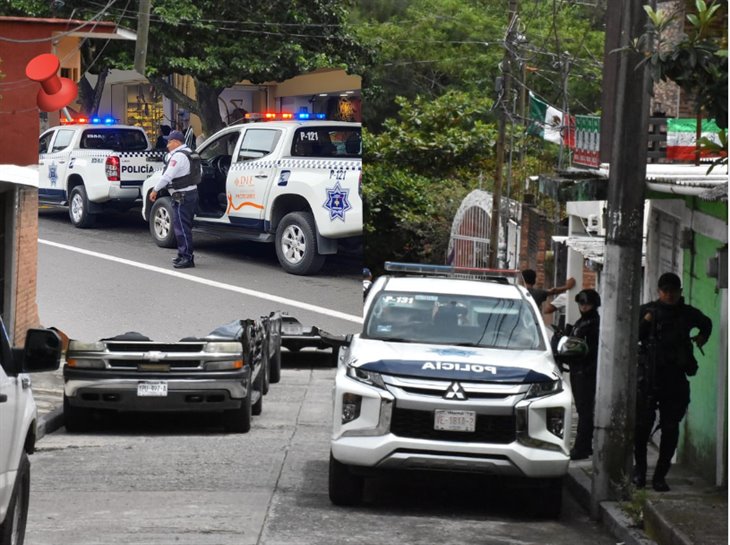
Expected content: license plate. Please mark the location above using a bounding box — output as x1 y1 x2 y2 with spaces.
137 381 168 397
434 409 476 432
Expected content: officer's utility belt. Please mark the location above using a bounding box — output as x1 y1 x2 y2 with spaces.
170 189 196 203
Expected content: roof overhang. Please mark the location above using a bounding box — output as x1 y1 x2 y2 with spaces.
0 165 39 188
0 16 136 40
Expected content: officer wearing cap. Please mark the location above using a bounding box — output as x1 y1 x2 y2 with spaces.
565 288 601 460
150 130 201 269
633 272 712 491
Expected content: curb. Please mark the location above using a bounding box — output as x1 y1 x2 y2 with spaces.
566 465 658 545
36 406 64 442
643 500 693 545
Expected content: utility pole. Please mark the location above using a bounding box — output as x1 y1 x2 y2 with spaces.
557 52 571 170
489 0 517 268
590 0 651 519
134 0 152 75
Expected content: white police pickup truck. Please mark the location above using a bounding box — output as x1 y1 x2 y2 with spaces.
141 117 362 275
329 263 580 518
0 324 62 545
38 118 165 228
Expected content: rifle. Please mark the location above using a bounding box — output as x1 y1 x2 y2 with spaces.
638 305 660 424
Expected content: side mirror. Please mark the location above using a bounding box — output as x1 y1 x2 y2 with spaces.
21 329 62 373
554 335 589 362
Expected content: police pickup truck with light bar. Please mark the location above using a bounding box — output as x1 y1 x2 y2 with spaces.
141 115 362 275
38 117 165 228
329 262 582 518
62 315 281 434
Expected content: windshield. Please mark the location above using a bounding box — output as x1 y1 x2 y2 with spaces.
364 291 544 350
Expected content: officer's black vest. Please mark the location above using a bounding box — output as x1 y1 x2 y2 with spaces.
169 148 202 189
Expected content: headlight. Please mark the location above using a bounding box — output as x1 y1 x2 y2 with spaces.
204 342 242 353
525 379 562 399
346 365 385 389
67 341 105 351
66 358 105 369
205 359 243 371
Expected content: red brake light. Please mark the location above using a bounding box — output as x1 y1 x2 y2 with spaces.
105 156 120 181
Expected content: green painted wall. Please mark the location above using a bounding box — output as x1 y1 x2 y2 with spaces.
680 231 726 483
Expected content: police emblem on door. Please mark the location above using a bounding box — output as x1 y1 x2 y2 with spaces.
323 182 352 221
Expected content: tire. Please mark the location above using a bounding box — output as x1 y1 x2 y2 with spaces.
63 395 90 433
0 452 30 545
261 345 270 395
328 452 364 506
275 211 326 275
223 378 252 433
252 363 264 416
68 185 96 228
269 340 282 384
149 197 177 248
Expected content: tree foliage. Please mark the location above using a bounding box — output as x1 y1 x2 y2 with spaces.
1 0 368 135
638 0 728 129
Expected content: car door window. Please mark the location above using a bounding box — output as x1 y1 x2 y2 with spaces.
199 132 240 161
39 131 54 154
51 129 75 153
237 129 281 161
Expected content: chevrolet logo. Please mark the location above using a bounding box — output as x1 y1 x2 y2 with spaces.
444 381 467 400
144 351 166 362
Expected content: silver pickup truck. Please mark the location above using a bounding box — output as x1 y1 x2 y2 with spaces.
63 314 282 433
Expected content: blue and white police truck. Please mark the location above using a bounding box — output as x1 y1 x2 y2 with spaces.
38 117 165 228
329 262 576 518
141 114 362 275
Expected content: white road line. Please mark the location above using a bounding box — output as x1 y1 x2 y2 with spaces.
39 239 363 324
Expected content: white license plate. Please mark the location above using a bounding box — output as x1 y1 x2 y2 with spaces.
434 409 476 432
137 381 168 397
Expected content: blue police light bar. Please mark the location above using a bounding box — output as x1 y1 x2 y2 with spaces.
315 113 326 119
296 112 311 120
384 262 522 284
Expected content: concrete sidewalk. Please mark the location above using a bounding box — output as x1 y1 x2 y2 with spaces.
30 368 727 545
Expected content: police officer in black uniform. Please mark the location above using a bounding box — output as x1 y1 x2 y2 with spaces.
149 130 201 269
566 288 601 460
633 272 712 491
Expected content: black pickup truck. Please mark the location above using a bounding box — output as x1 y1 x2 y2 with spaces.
63 314 282 433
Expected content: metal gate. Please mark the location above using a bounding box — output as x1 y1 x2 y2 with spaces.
447 190 492 268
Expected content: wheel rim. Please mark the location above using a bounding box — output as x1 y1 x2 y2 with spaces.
154 206 171 240
281 224 306 265
70 193 84 223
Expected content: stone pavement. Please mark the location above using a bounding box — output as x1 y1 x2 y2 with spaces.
29 368 727 545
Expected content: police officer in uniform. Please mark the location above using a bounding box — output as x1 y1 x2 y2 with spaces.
150 130 201 269
633 272 712 491
566 288 601 460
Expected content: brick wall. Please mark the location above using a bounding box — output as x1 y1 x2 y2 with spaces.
13 188 39 344
519 204 555 288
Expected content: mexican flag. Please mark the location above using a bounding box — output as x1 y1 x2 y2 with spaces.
528 92 574 147
666 118 723 160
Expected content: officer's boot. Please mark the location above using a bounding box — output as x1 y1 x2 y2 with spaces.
632 460 647 489
652 457 671 492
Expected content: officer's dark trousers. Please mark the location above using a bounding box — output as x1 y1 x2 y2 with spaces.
634 378 690 480
172 189 198 261
571 370 596 454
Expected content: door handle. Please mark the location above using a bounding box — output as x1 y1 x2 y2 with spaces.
254 173 268 179
0 394 7 403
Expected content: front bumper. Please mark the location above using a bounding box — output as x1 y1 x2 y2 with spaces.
64 367 250 412
330 372 572 478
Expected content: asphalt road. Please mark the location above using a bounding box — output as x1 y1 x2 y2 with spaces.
29 208 616 544
37 207 362 341
27 358 616 545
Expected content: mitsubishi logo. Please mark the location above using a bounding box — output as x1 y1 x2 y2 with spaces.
444 381 467 400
